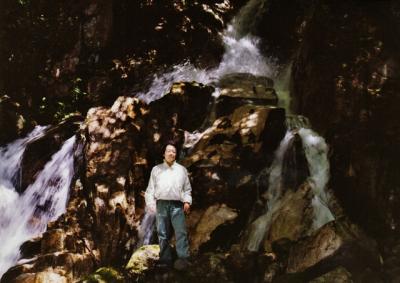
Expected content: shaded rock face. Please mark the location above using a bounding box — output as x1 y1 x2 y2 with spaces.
281 220 381 283
190 203 238 252
0 96 30 146
291 1 400 239
263 183 313 252
0 0 246 126
251 0 314 64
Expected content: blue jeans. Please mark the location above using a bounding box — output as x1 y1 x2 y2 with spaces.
156 200 190 263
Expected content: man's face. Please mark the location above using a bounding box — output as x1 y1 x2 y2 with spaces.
164 145 177 164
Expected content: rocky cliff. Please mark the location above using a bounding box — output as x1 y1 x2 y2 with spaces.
1 0 400 282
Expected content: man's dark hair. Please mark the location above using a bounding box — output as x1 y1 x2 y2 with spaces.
162 140 180 156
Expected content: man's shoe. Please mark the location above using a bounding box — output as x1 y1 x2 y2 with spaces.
173 258 191 271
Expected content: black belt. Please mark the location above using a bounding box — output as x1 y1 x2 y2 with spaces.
157 200 183 205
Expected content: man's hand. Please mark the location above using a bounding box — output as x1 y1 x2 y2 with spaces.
183 202 190 214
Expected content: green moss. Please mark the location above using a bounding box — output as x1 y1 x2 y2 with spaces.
80 267 124 283
126 244 160 274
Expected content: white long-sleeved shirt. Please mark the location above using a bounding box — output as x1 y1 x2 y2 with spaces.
145 161 192 210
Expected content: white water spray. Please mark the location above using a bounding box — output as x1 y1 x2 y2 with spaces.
0 134 76 278
136 0 275 103
0 126 48 191
298 128 335 230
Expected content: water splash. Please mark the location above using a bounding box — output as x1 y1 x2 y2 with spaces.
136 0 275 103
136 62 211 103
0 135 76 278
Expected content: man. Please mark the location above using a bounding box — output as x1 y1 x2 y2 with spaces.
145 142 192 270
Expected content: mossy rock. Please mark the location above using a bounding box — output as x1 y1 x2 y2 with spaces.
126 245 160 275
80 267 124 283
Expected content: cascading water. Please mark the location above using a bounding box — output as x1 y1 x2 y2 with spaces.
0 132 77 278
297 127 335 230
136 0 275 104
244 116 335 251
136 212 156 249
0 126 48 191
245 130 295 251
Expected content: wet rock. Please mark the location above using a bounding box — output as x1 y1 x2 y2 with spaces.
19 238 41 260
281 133 309 190
263 183 314 252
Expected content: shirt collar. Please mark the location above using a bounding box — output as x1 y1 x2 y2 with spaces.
163 160 176 168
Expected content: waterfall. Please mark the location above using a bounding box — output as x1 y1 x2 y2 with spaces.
245 130 295 251
136 212 156 249
0 126 48 191
297 128 335 230
136 0 274 103
244 116 335 251
0 132 76 278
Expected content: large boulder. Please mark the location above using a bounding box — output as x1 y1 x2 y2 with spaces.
286 220 380 280
190 203 238 252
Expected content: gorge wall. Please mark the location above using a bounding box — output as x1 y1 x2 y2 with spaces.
1 0 400 282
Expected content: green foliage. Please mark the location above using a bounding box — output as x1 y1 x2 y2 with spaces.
38 77 88 123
